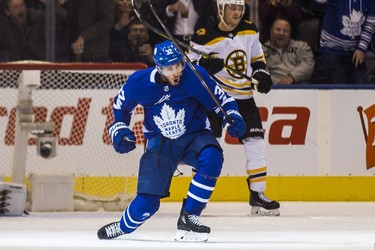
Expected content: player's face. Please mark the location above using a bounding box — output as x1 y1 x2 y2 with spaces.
222 4 243 30
161 62 184 86
270 19 291 48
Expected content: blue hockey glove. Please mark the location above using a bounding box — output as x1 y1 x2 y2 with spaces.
108 122 136 154
253 68 273 94
227 111 246 138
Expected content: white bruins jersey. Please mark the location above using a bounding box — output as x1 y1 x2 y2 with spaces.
188 20 266 99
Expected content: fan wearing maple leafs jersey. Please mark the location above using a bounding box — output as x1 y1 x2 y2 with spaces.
317 0 375 83
97 40 246 242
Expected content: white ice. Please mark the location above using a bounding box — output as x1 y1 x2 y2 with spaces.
0 202 374 250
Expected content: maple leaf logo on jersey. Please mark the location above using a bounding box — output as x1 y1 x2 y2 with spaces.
341 10 365 39
153 103 186 139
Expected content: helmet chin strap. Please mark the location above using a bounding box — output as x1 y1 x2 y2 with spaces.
219 15 235 31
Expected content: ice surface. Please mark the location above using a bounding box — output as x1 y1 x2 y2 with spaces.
0 202 374 250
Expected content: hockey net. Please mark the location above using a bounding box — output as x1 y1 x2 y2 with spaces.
0 61 147 211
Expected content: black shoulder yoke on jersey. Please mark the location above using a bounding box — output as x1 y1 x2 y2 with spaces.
192 19 259 46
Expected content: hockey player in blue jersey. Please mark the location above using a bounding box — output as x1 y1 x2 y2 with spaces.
97 40 246 242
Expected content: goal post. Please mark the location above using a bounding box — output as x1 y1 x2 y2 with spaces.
0 61 147 211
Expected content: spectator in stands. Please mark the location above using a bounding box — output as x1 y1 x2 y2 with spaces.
24 0 70 62
110 0 136 61
67 0 115 62
316 0 375 84
263 17 315 84
159 0 216 46
297 0 325 54
259 0 302 43
0 0 66 62
110 19 155 66
112 0 135 36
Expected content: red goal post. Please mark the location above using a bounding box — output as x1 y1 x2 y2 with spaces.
0 61 147 211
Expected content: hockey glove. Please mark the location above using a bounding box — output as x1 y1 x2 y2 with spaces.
108 122 136 154
227 111 246 138
199 53 224 75
253 69 273 94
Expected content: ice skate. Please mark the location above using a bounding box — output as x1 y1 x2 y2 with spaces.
250 189 280 216
175 209 210 242
97 221 125 240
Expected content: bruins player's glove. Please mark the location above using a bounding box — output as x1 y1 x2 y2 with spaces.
252 68 273 94
199 53 224 75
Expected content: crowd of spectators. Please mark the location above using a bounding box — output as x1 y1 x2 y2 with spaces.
0 0 374 84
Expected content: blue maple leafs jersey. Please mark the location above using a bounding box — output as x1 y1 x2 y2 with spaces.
112 64 239 140
319 0 375 54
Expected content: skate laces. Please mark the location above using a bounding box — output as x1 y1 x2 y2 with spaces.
258 192 272 203
187 214 202 226
105 222 122 237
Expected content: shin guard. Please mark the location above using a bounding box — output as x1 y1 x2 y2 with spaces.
119 194 160 234
185 146 223 215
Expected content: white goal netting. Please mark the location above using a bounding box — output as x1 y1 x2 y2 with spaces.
0 62 147 211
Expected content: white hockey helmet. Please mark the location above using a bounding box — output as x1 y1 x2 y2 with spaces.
216 0 245 17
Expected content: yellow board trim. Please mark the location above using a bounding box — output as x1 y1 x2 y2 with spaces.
73 176 138 198
163 176 375 201
4 176 375 201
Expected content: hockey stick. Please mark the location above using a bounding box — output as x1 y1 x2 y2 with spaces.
139 0 233 123
131 0 258 87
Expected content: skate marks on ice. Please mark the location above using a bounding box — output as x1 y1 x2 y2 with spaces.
0 202 375 249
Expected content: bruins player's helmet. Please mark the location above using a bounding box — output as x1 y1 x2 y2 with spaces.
216 0 245 20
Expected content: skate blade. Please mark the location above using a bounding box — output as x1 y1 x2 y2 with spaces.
251 206 280 216
174 230 209 242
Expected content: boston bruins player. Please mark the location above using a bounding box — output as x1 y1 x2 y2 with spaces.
187 0 280 216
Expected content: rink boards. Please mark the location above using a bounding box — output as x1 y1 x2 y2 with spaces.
1 86 375 201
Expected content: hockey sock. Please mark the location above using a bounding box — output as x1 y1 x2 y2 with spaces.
185 146 223 215
243 136 267 192
119 194 160 234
